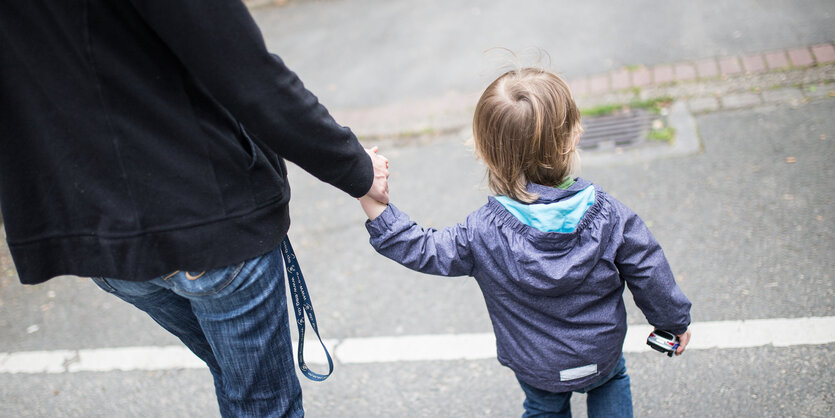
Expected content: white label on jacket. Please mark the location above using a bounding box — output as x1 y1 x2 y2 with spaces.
560 364 598 381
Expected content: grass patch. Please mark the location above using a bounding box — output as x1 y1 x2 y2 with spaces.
647 127 676 142
580 96 674 117
580 103 625 117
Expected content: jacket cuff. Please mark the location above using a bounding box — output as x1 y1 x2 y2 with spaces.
365 203 401 236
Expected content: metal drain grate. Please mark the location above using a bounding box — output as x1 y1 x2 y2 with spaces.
579 110 656 151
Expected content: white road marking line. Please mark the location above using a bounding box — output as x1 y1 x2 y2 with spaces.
0 350 75 374
336 333 497 364
2 316 833 374
68 346 206 372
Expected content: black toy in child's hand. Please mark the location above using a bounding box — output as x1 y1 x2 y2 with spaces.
647 329 680 357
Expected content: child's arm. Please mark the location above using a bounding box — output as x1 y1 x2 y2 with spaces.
359 195 387 220
359 147 473 277
364 204 476 277
615 205 692 354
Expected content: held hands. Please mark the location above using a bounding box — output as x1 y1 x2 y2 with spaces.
363 146 389 203
361 146 389 220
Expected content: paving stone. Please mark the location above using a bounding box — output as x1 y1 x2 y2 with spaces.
787 48 814 67
761 87 804 103
653 65 674 84
327 57 834 138
687 96 719 113
810 44 835 64
718 56 742 75
674 63 696 81
764 51 790 70
631 67 651 87
721 92 762 109
610 69 631 90
589 75 609 94
741 54 766 74
570 77 589 96
695 58 719 79
802 83 835 99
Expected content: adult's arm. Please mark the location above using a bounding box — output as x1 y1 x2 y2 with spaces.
127 0 376 198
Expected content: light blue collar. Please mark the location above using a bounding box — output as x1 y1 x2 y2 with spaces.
495 185 596 233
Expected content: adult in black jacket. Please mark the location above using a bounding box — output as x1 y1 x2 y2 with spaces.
0 1 388 416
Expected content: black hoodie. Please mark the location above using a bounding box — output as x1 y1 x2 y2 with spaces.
0 0 372 284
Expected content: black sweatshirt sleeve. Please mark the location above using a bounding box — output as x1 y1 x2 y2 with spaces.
126 0 373 197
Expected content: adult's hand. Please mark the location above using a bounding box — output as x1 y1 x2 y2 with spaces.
364 146 389 204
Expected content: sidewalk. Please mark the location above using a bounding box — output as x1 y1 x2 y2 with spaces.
330 43 835 141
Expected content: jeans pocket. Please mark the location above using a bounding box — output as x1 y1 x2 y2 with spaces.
91 277 117 293
166 262 246 297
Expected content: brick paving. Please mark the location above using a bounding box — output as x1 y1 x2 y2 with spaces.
741 54 766 74
695 59 719 79
653 65 674 84
610 69 631 90
589 75 609 94
764 51 790 70
674 63 696 81
333 43 835 138
570 77 589 96
571 43 834 97
788 48 815 67
632 67 652 87
811 44 835 64
719 56 743 76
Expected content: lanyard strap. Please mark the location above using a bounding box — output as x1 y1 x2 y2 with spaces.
280 236 334 381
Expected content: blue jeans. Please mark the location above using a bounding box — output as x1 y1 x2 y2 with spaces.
517 356 633 418
92 245 302 417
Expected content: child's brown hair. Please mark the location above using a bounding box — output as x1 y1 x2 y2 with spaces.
473 68 581 203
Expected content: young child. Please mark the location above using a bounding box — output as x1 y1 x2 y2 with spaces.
359 68 691 417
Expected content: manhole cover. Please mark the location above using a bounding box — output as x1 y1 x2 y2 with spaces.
579 109 656 151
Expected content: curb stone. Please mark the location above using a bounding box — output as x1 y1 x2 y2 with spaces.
802 83 834 99
687 97 720 113
762 88 805 104
722 93 763 109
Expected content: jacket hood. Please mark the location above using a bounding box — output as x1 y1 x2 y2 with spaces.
487 179 610 296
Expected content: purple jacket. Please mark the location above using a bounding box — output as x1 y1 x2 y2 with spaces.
366 178 691 392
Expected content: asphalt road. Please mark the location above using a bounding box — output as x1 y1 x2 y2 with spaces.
251 0 835 108
1 0 834 416
1 96 832 417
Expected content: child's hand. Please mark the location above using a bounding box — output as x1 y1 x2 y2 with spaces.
675 329 691 356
